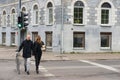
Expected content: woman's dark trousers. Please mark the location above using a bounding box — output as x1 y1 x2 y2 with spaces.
35 54 42 74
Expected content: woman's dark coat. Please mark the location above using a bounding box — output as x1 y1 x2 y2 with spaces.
33 41 44 55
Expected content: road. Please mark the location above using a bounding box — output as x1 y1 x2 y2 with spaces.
41 60 120 80
0 47 120 80
0 59 120 80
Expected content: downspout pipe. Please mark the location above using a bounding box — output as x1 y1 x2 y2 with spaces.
60 0 64 54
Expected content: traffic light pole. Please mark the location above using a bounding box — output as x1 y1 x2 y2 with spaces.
17 0 21 47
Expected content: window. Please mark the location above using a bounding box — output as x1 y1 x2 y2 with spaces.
2 32 6 45
100 32 112 49
32 32 38 42
101 2 111 25
33 5 39 25
73 32 85 48
22 7 26 12
11 32 15 45
2 11 7 26
74 1 84 24
46 32 52 47
11 9 16 27
47 2 53 25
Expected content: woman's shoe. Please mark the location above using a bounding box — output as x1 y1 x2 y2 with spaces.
27 71 30 75
36 70 39 74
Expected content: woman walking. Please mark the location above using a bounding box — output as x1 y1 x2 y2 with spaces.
33 35 45 74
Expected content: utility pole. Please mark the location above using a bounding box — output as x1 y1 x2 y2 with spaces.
17 0 21 47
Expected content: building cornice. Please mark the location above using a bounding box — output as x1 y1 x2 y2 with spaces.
0 0 30 7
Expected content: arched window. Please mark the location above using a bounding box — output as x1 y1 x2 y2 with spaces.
33 5 39 25
22 7 26 12
101 2 111 8
11 9 16 26
74 1 84 24
101 2 111 24
46 2 53 25
2 11 7 26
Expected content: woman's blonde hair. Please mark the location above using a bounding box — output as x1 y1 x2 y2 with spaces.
35 35 41 44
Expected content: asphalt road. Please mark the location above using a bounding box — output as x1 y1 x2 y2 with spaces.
0 47 120 80
0 59 120 80
41 60 120 80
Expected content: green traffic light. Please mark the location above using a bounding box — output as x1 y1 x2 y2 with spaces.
18 24 22 28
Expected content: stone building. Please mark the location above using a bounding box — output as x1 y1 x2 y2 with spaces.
0 0 120 53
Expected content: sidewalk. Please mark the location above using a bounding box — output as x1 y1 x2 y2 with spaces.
0 46 120 60
42 52 120 61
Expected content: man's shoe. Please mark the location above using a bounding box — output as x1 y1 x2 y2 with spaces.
27 71 30 75
25 68 27 72
24 66 27 72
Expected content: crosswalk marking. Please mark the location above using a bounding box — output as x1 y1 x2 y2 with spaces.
31 61 55 77
80 60 120 73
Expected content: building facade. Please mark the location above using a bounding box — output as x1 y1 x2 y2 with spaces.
0 0 120 53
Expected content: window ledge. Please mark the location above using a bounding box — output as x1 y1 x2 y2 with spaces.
100 24 112 27
100 47 111 50
2 43 6 45
46 24 53 26
73 24 85 26
73 47 85 50
11 43 16 45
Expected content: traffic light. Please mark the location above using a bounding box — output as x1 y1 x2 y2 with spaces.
17 16 23 29
17 12 29 29
21 12 29 28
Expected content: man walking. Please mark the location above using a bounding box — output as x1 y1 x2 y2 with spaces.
18 35 33 75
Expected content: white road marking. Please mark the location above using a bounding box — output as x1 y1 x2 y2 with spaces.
31 61 55 77
45 66 99 69
42 65 120 70
80 60 120 73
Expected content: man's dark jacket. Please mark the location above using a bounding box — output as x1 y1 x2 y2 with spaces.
18 39 33 58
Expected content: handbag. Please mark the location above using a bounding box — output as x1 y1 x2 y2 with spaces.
41 45 46 51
